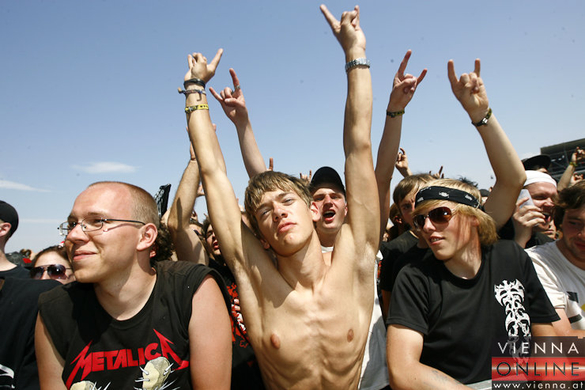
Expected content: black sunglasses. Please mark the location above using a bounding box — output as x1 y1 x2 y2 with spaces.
30 264 71 280
412 206 454 229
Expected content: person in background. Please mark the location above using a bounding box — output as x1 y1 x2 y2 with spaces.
504 170 558 248
0 201 29 278
29 245 75 284
527 181 585 336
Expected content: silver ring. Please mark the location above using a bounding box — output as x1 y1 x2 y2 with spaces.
234 85 241 91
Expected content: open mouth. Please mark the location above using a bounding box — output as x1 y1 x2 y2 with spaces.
323 210 336 221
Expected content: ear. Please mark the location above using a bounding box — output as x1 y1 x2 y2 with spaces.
470 216 480 227
311 202 320 222
136 224 158 252
0 222 11 238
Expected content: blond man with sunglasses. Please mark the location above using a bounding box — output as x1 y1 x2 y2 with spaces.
386 55 560 390
387 179 559 389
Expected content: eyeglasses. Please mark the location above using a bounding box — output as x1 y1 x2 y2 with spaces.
30 264 71 280
58 218 146 236
412 206 454 229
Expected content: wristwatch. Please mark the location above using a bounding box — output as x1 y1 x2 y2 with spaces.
345 58 371 72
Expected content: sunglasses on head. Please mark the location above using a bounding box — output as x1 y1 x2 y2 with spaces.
30 264 71 280
412 206 454 229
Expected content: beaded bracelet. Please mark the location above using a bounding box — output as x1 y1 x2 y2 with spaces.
386 109 405 118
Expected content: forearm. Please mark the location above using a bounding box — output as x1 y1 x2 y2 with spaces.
558 164 576 191
475 114 526 228
235 119 267 178
343 48 372 157
185 87 243 264
389 361 471 390
167 160 207 263
168 160 200 232
343 48 379 247
375 114 402 239
476 114 524 187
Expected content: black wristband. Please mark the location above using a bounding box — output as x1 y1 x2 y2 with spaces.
183 78 206 89
472 108 492 127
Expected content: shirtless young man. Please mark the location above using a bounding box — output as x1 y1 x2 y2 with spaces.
183 5 379 389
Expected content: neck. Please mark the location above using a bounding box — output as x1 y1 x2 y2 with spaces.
317 229 337 248
0 250 16 271
94 260 157 321
276 231 327 290
443 237 482 279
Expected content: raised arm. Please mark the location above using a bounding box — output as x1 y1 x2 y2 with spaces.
376 50 426 241
166 144 208 264
321 4 379 265
396 147 413 178
183 50 249 269
558 147 584 191
209 69 267 178
448 59 525 229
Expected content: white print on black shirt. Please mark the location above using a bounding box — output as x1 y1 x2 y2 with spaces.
494 279 531 357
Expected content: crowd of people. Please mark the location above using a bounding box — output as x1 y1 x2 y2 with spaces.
1 4 585 389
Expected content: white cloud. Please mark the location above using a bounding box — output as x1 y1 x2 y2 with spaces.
0 180 50 192
72 162 137 174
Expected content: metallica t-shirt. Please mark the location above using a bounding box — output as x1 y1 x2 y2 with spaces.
38 260 229 389
388 240 559 384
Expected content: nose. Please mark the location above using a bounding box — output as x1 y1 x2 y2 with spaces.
40 269 50 280
272 205 288 221
67 223 88 243
422 215 436 232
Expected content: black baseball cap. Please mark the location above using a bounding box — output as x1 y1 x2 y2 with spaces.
522 154 551 171
0 201 19 237
310 166 345 195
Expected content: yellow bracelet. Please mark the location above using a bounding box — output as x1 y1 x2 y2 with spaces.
185 104 209 113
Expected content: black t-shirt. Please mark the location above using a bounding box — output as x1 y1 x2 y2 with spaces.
0 277 59 389
379 231 419 291
38 261 229 389
388 240 559 384
0 265 30 279
389 245 429 295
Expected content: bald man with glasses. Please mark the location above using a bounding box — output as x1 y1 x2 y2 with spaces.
35 181 232 389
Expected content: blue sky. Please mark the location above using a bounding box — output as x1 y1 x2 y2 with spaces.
1 0 584 252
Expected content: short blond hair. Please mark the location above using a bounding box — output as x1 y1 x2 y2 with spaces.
244 171 312 235
414 179 498 247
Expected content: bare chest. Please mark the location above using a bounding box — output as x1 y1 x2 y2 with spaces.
250 291 370 389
